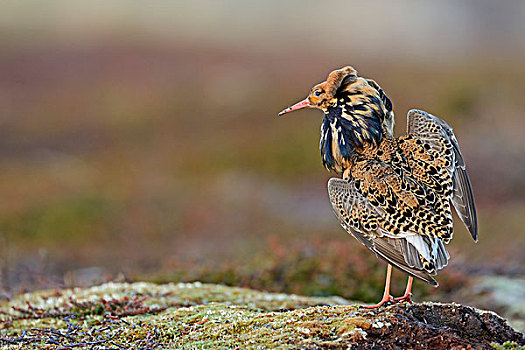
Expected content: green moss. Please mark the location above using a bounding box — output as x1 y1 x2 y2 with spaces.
0 283 522 349
492 342 525 350
0 282 356 349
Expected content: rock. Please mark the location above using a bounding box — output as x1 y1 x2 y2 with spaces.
463 275 525 333
0 282 523 349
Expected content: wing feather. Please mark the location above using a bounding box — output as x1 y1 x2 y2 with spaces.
328 178 438 286
407 109 478 241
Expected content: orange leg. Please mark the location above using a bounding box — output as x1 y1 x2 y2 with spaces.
363 264 394 308
393 276 413 304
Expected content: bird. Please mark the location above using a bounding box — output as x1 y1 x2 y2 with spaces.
278 66 478 308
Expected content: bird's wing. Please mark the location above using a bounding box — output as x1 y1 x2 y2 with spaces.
328 177 441 286
406 109 478 241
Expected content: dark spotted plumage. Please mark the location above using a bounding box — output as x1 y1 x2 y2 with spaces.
319 75 391 174
279 66 477 290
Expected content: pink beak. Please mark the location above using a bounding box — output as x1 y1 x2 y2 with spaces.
278 98 309 116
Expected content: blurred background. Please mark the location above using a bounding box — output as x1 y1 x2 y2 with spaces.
0 0 524 325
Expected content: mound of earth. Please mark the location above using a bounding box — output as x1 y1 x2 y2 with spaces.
0 282 523 349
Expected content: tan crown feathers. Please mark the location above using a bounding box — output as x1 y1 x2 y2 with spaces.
325 66 358 98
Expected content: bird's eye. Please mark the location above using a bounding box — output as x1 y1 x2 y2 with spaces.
314 90 322 97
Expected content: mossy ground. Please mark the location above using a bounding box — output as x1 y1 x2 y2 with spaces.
0 282 352 349
0 282 523 349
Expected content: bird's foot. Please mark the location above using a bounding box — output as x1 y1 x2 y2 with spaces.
362 295 394 309
363 293 413 309
392 293 413 304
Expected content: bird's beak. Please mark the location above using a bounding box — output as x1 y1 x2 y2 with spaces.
278 98 309 116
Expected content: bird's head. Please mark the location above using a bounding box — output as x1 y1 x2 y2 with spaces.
278 66 358 116
277 65 394 172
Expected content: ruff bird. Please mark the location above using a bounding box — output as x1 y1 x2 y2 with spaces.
278 66 477 308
